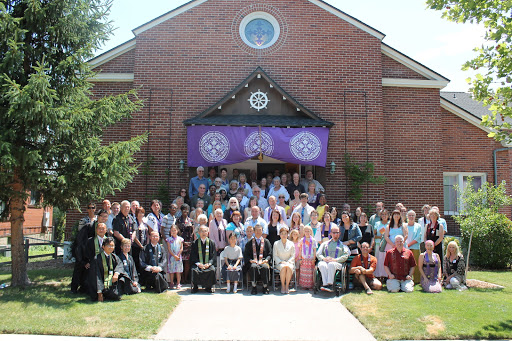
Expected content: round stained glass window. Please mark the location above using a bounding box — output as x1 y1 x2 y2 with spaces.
239 12 280 49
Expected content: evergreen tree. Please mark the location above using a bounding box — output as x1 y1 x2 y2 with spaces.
0 0 147 287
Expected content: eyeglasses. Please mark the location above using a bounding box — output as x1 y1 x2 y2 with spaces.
88 207 95 210
181 190 186 193
331 232 340 234
279 196 285 199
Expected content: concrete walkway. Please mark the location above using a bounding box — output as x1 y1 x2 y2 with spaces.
156 286 376 341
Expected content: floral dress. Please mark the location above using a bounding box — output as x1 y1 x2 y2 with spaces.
177 216 194 261
166 236 184 274
299 237 317 289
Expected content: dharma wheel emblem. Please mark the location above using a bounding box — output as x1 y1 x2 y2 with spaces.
248 90 269 111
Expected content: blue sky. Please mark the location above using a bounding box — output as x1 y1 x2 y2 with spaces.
96 0 486 92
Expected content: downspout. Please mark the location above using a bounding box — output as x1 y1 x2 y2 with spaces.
493 147 512 185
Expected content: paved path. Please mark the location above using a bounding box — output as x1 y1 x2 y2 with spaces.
156 286 376 341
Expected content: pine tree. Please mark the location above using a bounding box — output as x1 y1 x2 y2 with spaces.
0 0 147 287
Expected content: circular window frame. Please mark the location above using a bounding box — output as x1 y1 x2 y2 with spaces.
239 12 280 50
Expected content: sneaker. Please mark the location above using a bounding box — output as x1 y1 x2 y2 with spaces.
251 286 257 295
177 284 182 290
263 287 270 294
348 282 354 290
325 284 333 292
320 286 329 292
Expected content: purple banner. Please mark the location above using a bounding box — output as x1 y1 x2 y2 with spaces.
187 126 330 167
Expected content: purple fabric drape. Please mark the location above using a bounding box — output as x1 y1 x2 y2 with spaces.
187 125 330 167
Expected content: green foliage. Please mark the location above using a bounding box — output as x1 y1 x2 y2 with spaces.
343 153 385 203
443 235 461 250
455 178 512 269
0 0 148 209
52 207 66 242
426 0 512 142
157 182 170 215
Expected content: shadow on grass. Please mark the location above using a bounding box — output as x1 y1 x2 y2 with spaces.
474 319 512 339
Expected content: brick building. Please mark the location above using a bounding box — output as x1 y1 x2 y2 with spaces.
66 0 512 236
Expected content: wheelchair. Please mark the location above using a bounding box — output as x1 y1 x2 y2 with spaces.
313 262 348 296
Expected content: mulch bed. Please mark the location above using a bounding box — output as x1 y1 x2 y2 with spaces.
466 279 505 290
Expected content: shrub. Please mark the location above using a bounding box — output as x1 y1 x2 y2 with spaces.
459 210 512 269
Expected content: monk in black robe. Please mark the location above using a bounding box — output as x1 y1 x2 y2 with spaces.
139 231 168 293
190 225 217 293
244 224 272 294
118 238 141 295
88 237 126 301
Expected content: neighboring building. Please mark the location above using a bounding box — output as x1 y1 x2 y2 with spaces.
66 0 512 236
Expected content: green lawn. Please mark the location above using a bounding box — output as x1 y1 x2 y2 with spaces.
0 268 180 338
342 270 512 340
0 245 57 263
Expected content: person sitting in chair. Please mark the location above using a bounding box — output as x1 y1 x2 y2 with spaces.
139 231 168 293
349 242 382 295
244 224 272 295
190 225 217 293
316 226 350 292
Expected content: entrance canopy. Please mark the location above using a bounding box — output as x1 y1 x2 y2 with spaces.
187 125 329 167
184 67 333 167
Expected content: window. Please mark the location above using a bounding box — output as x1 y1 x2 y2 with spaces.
0 200 5 216
29 190 41 206
239 12 280 49
443 172 486 215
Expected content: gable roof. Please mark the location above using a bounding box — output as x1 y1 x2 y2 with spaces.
440 91 491 133
184 67 334 127
132 0 385 40
88 38 136 69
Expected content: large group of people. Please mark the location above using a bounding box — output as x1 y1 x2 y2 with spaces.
71 167 467 301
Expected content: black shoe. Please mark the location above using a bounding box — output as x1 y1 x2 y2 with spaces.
263 287 270 294
251 286 257 295
70 289 78 294
192 286 199 293
325 284 333 292
204 287 212 293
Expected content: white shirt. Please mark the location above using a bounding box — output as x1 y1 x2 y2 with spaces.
244 216 269 235
263 205 287 224
267 185 290 202
292 203 315 225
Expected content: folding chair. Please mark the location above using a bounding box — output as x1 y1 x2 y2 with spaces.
272 258 298 292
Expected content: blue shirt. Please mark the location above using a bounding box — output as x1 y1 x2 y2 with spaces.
189 176 209 197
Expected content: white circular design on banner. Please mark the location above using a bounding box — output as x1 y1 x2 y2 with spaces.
244 131 274 157
199 131 230 163
289 131 322 162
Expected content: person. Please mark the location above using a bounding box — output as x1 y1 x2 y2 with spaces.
226 211 245 245
418 240 442 293
316 226 350 292
207 167 217 187
259 177 269 199
220 233 243 293
78 202 97 232
146 199 164 236
224 197 244 223
245 206 268 237
277 194 290 218
267 209 287 247
287 172 305 198
314 211 337 244
300 170 325 193
307 210 321 238
132 207 149 272
208 184 218 203
102 200 113 230
288 189 301 217
443 241 467 290
118 238 141 295
349 242 382 294
267 177 290 202
264 196 286 223
357 212 374 253
339 211 362 256
112 200 136 256
194 213 208 239
399 205 408 224
244 224 272 295
166 225 184 289
173 197 184 219
190 225 217 293
298 226 317 289
208 194 225 217
191 199 205 222
431 206 448 233
218 188 229 208
315 194 329 219
190 184 211 209
238 173 253 198
227 179 239 198
369 202 383 227
373 209 389 278
384 210 408 255
219 168 230 189
140 231 168 292
405 210 422 284
108 202 120 233
252 186 268 211
209 208 228 256
418 204 431 252
425 209 445 267
177 188 191 206
189 166 209 197
290 229 301 282
292 193 315 226
243 196 258 221
306 182 319 208
232 168 240 182
161 203 178 277
289 212 304 237
280 173 289 187
213 177 223 191
177 204 194 283
129 200 140 221
81 221 109 292
384 235 416 293
88 237 125 301
273 226 295 294
236 191 249 212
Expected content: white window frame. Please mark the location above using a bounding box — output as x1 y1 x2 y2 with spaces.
239 12 280 49
443 172 487 215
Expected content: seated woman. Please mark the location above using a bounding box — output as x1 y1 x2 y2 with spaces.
226 211 245 246
314 211 337 244
299 226 317 290
418 240 442 293
88 237 125 301
273 226 295 294
118 238 141 295
220 233 243 293
339 210 362 255
443 241 467 290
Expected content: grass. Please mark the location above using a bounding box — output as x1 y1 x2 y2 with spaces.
341 269 512 340
0 245 57 263
0 268 181 338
